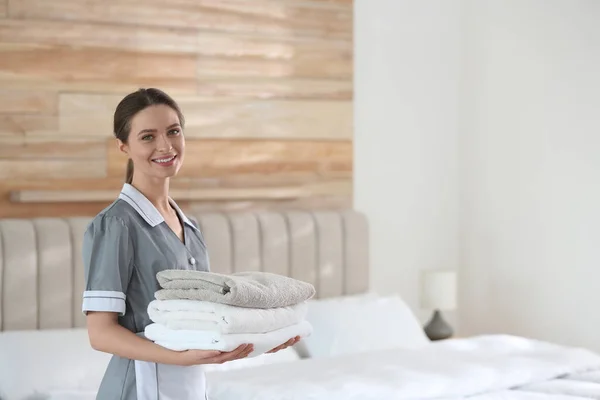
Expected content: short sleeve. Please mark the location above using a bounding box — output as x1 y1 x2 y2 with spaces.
81 216 133 316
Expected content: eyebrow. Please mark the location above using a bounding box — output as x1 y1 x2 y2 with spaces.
137 123 181 136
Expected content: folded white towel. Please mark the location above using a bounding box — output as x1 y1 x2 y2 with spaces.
145 320 313 357
147 299 308 334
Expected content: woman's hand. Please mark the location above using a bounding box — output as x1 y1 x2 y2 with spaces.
177 344 254 366
266 336 301 354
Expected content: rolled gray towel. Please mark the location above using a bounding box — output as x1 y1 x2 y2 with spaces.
155 270 316 309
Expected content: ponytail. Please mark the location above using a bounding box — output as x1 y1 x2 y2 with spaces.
125 159 134 184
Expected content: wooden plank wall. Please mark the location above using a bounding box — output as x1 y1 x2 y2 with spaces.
0 0 353 218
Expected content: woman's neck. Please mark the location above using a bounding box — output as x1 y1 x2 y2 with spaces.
130 176 173 216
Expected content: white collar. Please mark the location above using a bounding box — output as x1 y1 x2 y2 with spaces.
118 183 199 231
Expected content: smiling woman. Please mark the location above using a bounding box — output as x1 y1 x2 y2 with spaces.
81 88 298 400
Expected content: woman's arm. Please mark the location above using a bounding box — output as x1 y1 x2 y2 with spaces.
87 311 253 366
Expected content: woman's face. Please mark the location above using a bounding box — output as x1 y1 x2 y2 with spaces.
119 104 185 180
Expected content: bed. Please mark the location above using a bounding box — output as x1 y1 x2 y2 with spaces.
1 210 600 400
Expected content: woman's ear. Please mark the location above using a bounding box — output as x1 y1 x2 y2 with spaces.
117 138 129 156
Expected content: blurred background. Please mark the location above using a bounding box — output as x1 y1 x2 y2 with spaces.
1 0 600 352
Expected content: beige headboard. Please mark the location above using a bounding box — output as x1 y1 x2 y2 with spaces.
0 210 369 332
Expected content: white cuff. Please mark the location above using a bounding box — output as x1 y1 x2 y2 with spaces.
82 290 126 316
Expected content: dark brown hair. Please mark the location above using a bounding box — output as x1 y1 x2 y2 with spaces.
113 88 185 184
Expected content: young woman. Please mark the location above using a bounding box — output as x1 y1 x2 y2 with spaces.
82 88 299 400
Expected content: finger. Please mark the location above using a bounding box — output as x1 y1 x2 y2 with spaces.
226 344 253 360
266 344 283 354
238 345 254 359
230 344 252 357
232 343 253 356
276 339 295 351
223 345 253 362
208 344 250 363
230 344 249 354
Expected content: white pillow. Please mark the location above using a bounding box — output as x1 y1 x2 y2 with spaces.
0 328 111 400
296 293 430 358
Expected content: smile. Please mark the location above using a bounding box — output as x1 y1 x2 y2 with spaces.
152 154 177 165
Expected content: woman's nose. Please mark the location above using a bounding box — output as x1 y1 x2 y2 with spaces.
156 134 173 151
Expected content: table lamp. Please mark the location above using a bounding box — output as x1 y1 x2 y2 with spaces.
420 269 457 341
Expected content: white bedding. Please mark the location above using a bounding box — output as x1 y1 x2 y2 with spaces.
205 335 600 400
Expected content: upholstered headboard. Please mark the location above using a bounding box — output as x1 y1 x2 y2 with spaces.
0 210 369 332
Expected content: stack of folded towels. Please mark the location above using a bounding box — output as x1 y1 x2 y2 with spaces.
144 269 316 357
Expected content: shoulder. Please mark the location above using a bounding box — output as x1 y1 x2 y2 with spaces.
85 199 137 236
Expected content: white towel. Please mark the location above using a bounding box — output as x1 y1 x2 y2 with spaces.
147 299 308 334
145 320 313 357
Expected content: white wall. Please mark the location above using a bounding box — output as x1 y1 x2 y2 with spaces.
460 0 600 351
355 0 600 350
353 0 461 323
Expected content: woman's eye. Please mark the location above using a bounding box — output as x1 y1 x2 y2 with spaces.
168 129 180 135
141 135 153 141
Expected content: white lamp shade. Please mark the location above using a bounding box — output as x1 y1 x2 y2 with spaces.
421 270 457 310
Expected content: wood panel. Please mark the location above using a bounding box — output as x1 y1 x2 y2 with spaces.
0 19 199 54
0 15 351 99
0 176 350 218
11 180 351 203
179 99 352 139
59 94 352 140
0 20 352 80
0 0 353 218
0 44 198 95
186 196 351 214
0 115 57 136
107 139 352 179
0 140 103 159
0 139 105 179
311 0 353 3
0 175 337 194
0 160 105 180
0 178 187 218
196 78 352 100
0 90 56 114
0 78 197 96
9 0 352 40
196 34 351 79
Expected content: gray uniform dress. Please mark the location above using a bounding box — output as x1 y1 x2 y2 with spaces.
82 183 210 400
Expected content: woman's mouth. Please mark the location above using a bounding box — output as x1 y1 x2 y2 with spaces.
152 154 177 166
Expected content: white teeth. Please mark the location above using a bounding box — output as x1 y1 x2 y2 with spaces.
153 156 175 163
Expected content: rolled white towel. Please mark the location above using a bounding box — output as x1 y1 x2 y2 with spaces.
145 320 313 358
147 299 308 334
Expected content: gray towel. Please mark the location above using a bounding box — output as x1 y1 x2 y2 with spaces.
154 270 316 309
